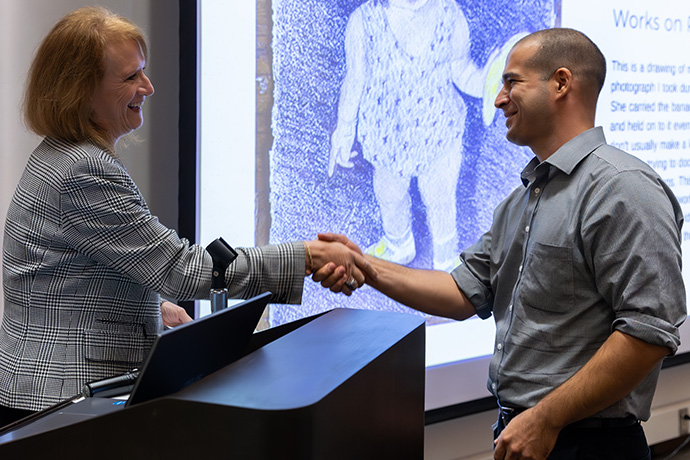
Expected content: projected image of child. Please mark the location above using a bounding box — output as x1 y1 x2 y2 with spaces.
329 0 511 271
267 0 557 323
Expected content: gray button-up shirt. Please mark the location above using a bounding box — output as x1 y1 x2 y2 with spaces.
451 127 686 420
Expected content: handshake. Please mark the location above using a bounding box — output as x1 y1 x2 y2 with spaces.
165 230 468 329
162 233 384 328
304 233 379 296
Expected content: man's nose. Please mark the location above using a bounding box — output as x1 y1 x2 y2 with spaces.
494 86 508 109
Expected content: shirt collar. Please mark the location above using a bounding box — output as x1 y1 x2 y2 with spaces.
520 127 607 187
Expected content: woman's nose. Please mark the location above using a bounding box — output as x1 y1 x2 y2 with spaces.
141 73 154 96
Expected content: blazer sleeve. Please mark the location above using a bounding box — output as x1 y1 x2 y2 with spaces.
60 155 304 304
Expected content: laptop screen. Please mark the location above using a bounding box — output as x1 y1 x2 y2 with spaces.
126 292 271 406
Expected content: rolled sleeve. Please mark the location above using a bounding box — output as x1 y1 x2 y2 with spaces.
451 261 494 319
583 169 686 354
613 315 682 355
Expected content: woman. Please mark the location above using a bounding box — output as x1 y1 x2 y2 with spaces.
0 6 371 425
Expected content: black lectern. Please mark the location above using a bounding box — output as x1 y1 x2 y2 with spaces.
0 308 425 459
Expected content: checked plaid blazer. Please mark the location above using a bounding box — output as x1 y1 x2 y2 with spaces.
1 137 305 411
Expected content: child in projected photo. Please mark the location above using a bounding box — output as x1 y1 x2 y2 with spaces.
330 0 507 271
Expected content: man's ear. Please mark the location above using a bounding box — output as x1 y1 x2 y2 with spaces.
553 67 572 95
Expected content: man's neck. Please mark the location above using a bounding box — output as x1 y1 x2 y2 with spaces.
532 124 594 162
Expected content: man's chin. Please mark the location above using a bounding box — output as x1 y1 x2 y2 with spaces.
505 130 523 147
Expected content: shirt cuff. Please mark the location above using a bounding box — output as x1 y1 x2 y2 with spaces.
613 314 682 355
450 262 494 319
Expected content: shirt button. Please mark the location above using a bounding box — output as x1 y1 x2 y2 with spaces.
509 304 513 312
534 187 541 195
518 264 523 273
491 382 497 390
497 343 503 351
525 225 530 233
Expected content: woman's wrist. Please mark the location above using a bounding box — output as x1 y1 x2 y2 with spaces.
304 240 314 275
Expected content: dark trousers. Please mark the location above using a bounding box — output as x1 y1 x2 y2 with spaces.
494 413 651 460
0 404 35 429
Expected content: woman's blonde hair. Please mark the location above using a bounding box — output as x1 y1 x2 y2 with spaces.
24 6 148 152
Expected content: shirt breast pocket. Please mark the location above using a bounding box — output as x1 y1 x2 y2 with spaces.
518 242 575 314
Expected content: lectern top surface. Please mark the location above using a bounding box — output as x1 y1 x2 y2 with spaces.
173 308 425 410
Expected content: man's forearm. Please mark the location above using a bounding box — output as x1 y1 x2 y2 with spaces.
494 330 671 459
364 255 477 321
533 330 670 430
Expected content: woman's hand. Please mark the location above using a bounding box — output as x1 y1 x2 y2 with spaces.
161 300 193 327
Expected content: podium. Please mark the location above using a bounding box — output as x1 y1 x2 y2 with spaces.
0 308 425 459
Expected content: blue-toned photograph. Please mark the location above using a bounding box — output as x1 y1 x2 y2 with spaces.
268 0 558 325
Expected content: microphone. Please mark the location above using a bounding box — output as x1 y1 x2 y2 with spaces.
205 237 238 313
81 369 140 398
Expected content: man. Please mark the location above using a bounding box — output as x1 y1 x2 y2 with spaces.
319 28 686 459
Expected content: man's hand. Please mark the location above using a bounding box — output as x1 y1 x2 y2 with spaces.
306 235 378 295
493 408 560 460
